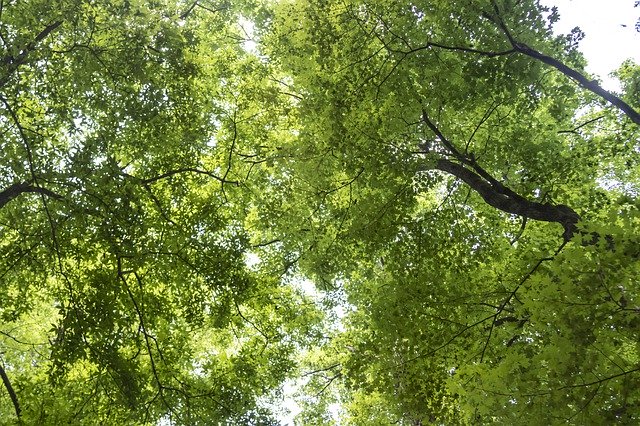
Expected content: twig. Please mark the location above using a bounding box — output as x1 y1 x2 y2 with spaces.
480 241 567 361
140 168 239 185
558 116 604 135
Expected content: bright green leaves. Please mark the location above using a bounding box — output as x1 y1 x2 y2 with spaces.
1 0 639 424
256 0 640 423
0 0 323 423
459 238 640 423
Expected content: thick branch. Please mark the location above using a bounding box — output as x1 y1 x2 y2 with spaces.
487 1 640 125
0 360 21 419
422 110 522 201
0 21 63 88
0 182 63 210
435 159 579 240
512 42 640 125
419 36 640 125
421 112 580 240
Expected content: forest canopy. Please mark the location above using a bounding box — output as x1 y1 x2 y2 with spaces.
0 0 639 424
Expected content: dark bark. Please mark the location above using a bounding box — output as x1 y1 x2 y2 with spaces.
0 361 21 419
487 1 640 126
409 32 640 125
435 159 579 240
512 42 640 126
0 182 63 210
0 21 63 89
421 111 580 240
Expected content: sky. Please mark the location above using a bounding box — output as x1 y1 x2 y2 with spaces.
539 0 640 90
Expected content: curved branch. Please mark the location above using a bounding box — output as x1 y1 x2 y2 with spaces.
488 1 640 125
421 112 580 240
512 42 640 125
558 366 640 390
436 159 579 240
0 182 63 210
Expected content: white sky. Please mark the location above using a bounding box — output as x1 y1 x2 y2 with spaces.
540 0 640 90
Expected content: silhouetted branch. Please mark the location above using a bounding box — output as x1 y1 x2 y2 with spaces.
400 41 515 57
489 0 640 125
421 112 580 240
558 116 604 134
0 359 21 419
0 182 63 210
513 42 640 125
436 158 579 239
0 21 62 88
558 366 640 390
139 168 239 185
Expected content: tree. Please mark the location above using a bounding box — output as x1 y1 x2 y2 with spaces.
0 0 322 423
1 0 639 424
256 0 640 423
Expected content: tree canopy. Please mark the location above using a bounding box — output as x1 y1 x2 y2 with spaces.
0 0 639 424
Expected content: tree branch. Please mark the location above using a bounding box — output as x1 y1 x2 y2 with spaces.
179 1 199 19
436 159 579 239
0 21 63 89
481 242 566 361
399 41 515 57
0 181 63 210
139 168 239 186
558 115 604 135
0 359 21 419
512 42 640 125
117 258 171 412
421 112 580 240
558 366 640 390
179 2 226 19
488 1 640 125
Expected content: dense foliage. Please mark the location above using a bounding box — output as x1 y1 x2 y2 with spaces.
0 0 638 424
